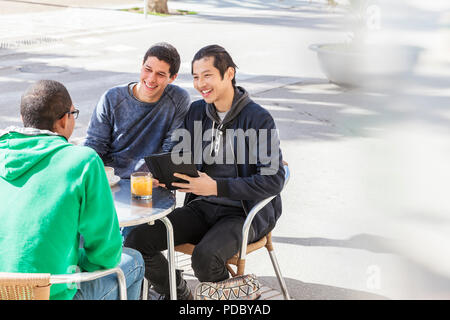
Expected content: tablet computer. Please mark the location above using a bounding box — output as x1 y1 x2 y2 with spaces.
144 152 199 190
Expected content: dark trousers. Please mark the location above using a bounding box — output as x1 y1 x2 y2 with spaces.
124 199 257 295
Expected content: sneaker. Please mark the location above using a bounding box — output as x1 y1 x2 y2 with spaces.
145 270 193 300
177 278 193 300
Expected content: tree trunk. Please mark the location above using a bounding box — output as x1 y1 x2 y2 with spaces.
147 0 169 14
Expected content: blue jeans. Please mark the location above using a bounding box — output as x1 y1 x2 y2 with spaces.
121 226 137 243
73 247 145 300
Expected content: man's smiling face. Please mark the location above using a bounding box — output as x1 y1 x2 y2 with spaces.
192 56 234 109
135 56 176 103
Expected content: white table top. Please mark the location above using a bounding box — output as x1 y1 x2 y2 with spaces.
112 179 176 227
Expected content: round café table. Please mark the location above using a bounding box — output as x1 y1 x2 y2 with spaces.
111 179 177 300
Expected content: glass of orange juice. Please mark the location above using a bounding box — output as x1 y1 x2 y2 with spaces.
130 172 153 200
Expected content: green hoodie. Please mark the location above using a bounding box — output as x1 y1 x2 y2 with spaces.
0 128 122 300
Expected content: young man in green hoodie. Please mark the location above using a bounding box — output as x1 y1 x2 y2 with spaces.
0 80 144 300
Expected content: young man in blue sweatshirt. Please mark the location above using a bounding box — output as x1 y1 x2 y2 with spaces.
84 42 190 179
125 45 285 300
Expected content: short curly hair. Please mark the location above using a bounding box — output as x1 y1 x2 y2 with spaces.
143 42 181 77
20 80 72 131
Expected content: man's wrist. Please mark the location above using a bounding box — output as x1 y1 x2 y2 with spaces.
212 180 218 196
215 178 230 198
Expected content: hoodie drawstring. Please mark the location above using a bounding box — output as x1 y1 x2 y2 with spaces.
210 121 224 157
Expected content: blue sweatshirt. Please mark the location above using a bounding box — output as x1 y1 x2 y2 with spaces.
85 83 190 178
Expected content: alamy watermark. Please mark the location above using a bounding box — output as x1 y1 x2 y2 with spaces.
366 265 381 290
65 265 82 290
170 121 281 175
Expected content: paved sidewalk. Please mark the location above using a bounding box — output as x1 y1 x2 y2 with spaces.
0 0 141 13
0 1 163 49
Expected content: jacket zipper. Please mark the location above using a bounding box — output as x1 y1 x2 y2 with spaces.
227 132 249 216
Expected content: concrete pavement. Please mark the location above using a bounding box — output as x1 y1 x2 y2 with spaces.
1 0 449 299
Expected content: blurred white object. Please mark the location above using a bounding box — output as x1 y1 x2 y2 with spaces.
309 43 421 88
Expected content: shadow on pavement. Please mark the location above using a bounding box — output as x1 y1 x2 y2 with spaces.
174 0 336 13
0 47 139 136
190 13 344 31
272 233 396 254
185 276 388 300
253 77 450 142
259 276 388 300
272 234 450 299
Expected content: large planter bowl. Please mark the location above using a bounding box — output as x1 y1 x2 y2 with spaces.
309 43 422 88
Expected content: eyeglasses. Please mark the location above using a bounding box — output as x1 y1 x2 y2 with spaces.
59 108 79 119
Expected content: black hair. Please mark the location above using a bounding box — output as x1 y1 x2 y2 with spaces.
191 44 238 86
143 42 181 77
20 80 72 131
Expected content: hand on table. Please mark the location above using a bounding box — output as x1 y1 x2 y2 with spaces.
153 178 166 188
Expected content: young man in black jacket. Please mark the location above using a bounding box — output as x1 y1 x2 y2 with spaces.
125 45 285 300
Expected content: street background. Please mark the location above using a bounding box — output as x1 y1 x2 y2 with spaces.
1 0 449 299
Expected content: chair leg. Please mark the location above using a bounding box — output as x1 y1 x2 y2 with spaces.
267 249 290 300
236 259 245 277
265 233 290 300
142 277 149 300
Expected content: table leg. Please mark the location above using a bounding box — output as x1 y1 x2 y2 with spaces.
161 216 176 300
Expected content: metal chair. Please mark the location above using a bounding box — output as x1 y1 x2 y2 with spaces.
175 164 291 300
0 268 127 300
